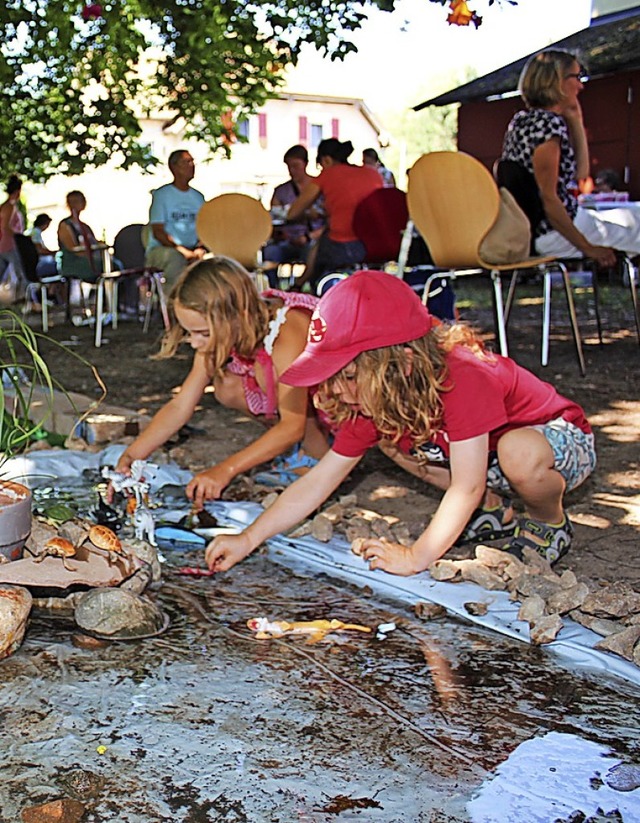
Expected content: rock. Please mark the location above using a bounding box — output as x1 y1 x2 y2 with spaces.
119 565 153 594
32 592 83 611
581 583 640 619
568 611 622 637
594 625 640 662
557 569 579 589
518 594 547 624
529 614 563 645
71 633 110 650
310 514 333 542
370 518 394 540
322 502 345 523
464 601 488 616
21 797 85 823
287 521 312 538
604 763 640 792
260 492 279 510
414 601 447 620
514 573 563 601
0 584 32 659
546 582 590 615
428 559 461 581
520 548 554 574
345 518 372 543
338 493 358 508
74 588 166 639
125 538 161 585
458 560 507 591
351 538 366 556
391 523 413 547
474 545 525 578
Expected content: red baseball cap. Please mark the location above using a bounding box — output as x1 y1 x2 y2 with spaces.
281 270 434 387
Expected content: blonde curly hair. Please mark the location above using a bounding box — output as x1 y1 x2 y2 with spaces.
317 323 490 450
157 256 271 376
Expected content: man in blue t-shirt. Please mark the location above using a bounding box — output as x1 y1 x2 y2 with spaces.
145 150 206 290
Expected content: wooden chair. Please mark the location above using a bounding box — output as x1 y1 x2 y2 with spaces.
196 194 272 279
407 151 587 375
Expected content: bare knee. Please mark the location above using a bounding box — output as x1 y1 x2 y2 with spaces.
497 428 555 487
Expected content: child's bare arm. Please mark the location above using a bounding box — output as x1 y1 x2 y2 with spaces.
361 435 488 575
187 309 327 505
204 450 360 571
115 353 210 474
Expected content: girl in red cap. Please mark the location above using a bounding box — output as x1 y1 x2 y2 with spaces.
205 271 595 575
115 256 331 507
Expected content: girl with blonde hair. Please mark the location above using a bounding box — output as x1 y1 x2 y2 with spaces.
116 256 330 506
206 271 595 575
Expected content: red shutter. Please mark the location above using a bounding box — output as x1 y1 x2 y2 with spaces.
331 118 339 138
258 113 267 148
299 116 308 145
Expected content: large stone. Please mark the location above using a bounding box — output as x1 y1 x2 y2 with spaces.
581 582 640 619
529 614 563 645
518 594 547 625
0 584 32 659
21 797 85 823
546 582 590 615
458 560 507 591
594 625 640 662
74 588 166 639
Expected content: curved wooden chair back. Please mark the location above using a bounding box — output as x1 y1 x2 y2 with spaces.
196 194 272 269
407 151 500 268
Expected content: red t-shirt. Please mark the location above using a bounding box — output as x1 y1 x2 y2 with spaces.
332 347 591 458
316 164 383 242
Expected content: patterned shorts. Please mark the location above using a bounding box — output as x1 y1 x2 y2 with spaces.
416 417 596 496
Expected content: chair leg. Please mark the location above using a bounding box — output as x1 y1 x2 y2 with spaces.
589 262 604 346
503 270 519 327
94 278 105 347
152 272 171 331
558 262 586 376
41 283 49 333
491 270 508 356
542 269 552 367
622 255 640 345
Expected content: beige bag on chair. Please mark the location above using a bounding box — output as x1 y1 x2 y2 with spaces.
479 187 531 264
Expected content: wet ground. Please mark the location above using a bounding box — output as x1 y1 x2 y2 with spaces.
1 548 639 822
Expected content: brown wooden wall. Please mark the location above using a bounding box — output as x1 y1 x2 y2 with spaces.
457 69 640 199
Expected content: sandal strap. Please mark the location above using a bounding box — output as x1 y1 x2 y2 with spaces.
504 513 573 565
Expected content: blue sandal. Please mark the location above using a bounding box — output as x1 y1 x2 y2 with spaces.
254 445 319 487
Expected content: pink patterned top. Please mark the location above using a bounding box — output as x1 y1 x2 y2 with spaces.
226 290 319 418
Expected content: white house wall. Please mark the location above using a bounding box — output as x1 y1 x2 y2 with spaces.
23 96 382 248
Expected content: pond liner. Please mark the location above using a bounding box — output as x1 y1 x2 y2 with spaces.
7 447 640 689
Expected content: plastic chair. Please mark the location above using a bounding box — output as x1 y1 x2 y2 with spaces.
353 188 409 267
196 194 272 274
407 151 587 375
112 223 169 335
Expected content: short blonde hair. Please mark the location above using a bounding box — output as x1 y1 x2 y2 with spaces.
519 50 581 109
158 256 271 375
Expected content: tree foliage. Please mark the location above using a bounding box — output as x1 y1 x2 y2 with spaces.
1 0 515 180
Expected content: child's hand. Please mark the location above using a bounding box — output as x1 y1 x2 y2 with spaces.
186 464 235 509
205 533 255 572
358 538 421 577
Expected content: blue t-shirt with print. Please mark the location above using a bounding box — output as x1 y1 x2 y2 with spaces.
147 184 205 251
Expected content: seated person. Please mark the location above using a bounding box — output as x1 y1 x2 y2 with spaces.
145 150 206 291
262 145 326 286
28 213 59 279
287 138 383 290
57 191 106 281
593 168 623 194
501 49 640 264
362 147 396 188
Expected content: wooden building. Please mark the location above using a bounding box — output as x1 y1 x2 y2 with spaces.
415 7 640 198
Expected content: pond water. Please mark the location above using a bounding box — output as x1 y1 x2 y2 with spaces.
1 549 639 822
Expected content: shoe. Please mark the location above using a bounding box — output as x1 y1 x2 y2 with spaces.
502 512 573 565
456 498 516 545
254 445 320 487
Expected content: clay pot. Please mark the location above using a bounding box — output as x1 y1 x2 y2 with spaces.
0 480 32 561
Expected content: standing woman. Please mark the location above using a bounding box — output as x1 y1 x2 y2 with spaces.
501 49 640 264
0 175 27 299
287 138 382 289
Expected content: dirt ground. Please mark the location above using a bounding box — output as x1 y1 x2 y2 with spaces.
37 277 640 591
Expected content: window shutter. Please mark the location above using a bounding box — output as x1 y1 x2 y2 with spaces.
299 116 308 144
258 113 268 148
331 118 339 138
